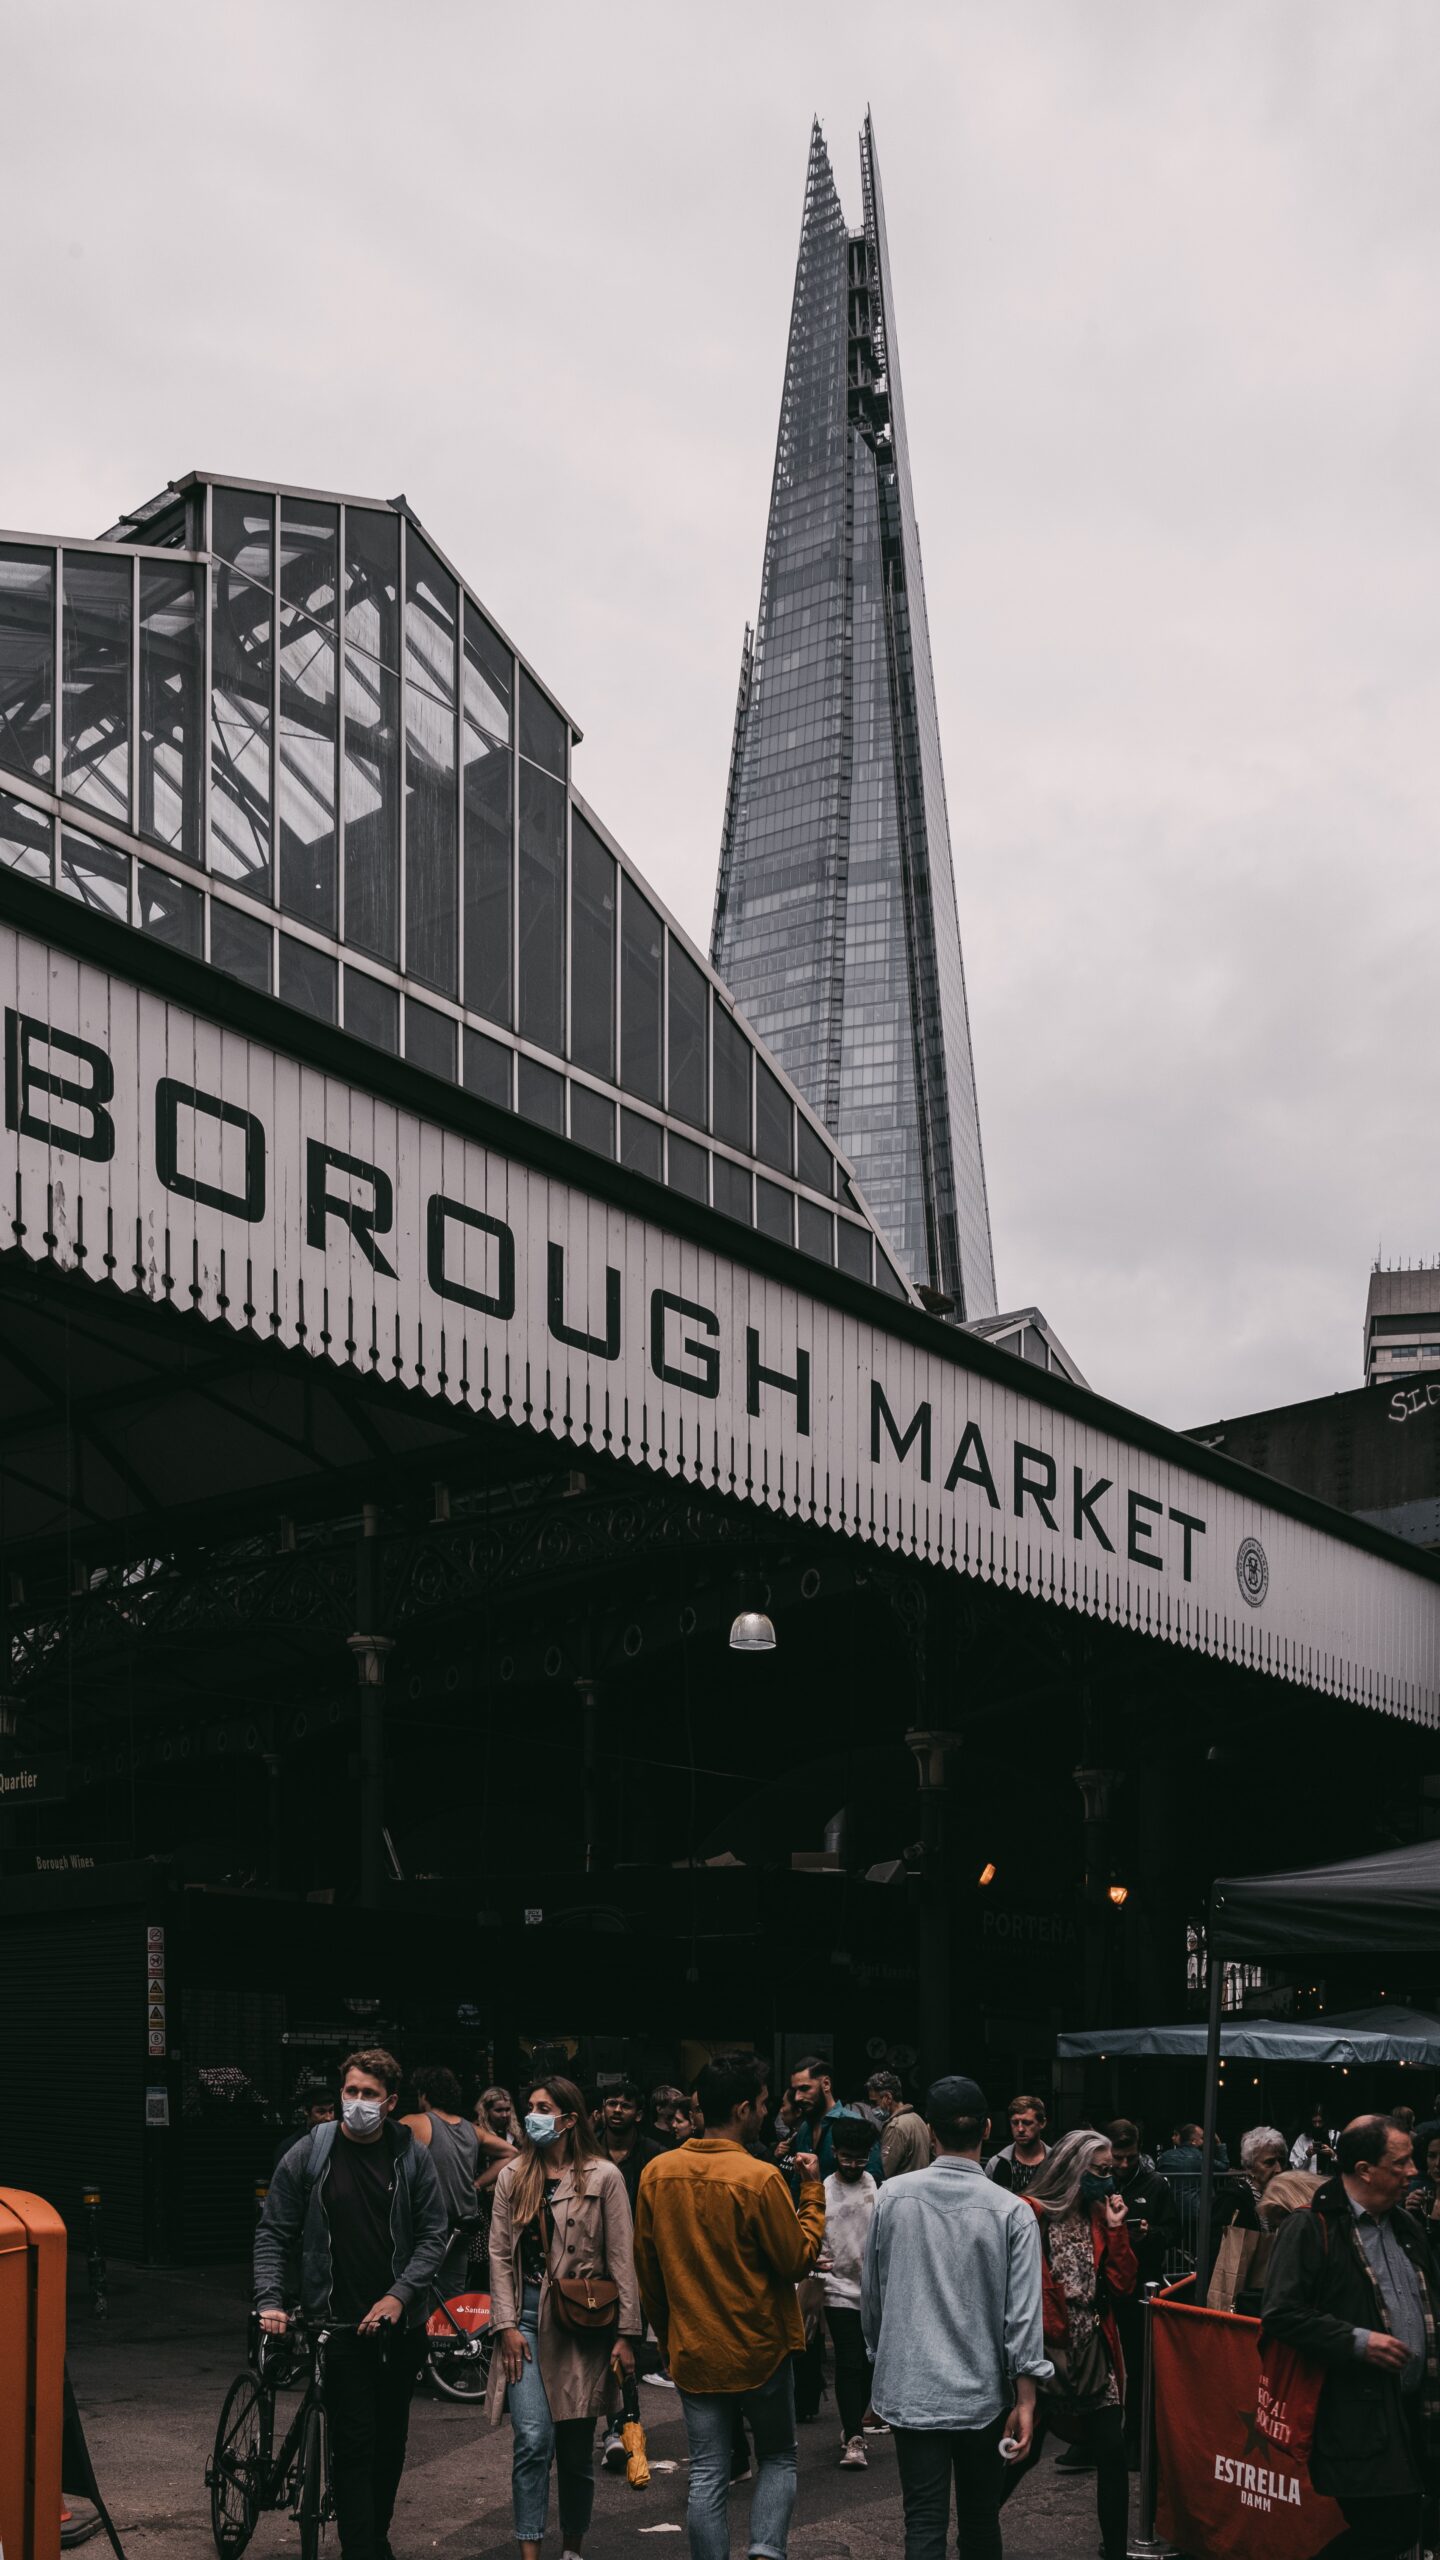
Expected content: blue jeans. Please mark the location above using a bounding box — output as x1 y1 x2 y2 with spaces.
505 2281 596 2546
679 2359 797 2560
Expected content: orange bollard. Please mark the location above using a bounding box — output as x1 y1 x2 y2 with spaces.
0 2188 66 2560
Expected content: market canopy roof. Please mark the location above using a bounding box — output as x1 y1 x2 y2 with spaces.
1057 2005 1440 2067
1212 1839 1440 1961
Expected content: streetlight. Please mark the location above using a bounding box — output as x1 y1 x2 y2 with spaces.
729 1606 776 1652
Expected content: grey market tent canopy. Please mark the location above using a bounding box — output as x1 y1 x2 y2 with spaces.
1212 1839 1440 1962
1058 2006 1440 2067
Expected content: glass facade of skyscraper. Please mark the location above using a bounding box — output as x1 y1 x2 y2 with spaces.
713 116 997 1319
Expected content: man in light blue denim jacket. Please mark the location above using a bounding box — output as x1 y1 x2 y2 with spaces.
861 2073 1051 2560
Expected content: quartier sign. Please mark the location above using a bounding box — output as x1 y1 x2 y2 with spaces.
4 920 1439 1721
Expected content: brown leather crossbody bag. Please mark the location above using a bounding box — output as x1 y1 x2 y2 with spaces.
541 2196 621 2332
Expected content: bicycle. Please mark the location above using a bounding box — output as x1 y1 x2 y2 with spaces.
206 2314 356 2560
421 2235 493 2402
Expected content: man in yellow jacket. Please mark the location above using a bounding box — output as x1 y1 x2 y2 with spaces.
634 2051 825 2560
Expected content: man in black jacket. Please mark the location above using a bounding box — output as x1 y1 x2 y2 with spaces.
1106 2119 1179 2467
1261 2114 1439 2559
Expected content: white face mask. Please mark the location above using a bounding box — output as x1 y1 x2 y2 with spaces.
525 2111 559 2146
343 2095 385 2137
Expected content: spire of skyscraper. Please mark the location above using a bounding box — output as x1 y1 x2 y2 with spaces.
712 113 997 1319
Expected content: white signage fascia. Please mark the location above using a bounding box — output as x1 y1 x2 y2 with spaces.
5 919 1439 1724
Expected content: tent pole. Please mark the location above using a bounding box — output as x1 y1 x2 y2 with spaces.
1196 1929 1224 2300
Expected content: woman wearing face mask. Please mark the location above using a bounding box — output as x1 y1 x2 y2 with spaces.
999 2128 1137 2560
487 2077 642 2560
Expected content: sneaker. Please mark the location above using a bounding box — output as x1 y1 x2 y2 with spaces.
1055 2446 1096 2471
862 2414 890 2435
641 2370 676 2389
602 2428 626 2473
839 2435 869 2469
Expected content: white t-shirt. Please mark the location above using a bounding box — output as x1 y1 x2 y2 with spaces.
821 2170 878 2308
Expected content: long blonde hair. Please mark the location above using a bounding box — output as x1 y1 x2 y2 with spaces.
507 2076 602 2229
1025 2127 1112 2220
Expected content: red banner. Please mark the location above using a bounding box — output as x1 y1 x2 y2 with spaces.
1153 2295 1344 2559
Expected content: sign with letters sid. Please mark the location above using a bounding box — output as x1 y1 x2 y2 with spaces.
4 917 1438 1722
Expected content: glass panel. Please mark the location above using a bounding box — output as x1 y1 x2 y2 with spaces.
667 938 708 1129
570 812 615 1079
797 1199 835 1264
796 1117 834 1197
211 553 273 900
517 762 565 1053
755 1058 794 1174
712 1006 752 1152
570 1084 614 1158
404 996 456 1081
667 1131 709 1202
62 553 131 825
755 1175 794 1244
462 727 511 1025
836 1217 873 1282
344 966 398 1052
463 1024 512 1108
0 546 54 784
212 899 272 991
278 933 337 1023
404 532 459 995
463 599 511 742
58 827 128 920
0 787 51 879
517 1053 564 1131
620 875 662 1104
518 667 566 777
404 692 457 993
713 1156 753 1225
874 1253 908 1300
137 861 203 954
342 649 399 963
278 501 338 930
619 1107 662 1180
213 488 274 584
342 507 399 668
138 562 203 864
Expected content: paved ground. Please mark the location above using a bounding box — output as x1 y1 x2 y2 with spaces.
67 2259 1123 2559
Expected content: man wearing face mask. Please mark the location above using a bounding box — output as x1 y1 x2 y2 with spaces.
255 2047 448 2560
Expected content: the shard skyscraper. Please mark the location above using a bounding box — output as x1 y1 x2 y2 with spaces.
712 115 997 1319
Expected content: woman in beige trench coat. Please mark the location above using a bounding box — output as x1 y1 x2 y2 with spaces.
487 2076 642 2560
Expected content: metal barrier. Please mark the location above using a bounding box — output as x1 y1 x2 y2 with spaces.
1127 2282 1172 2559
80 2186 106 2322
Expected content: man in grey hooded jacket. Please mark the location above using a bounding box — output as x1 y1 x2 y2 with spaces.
861 2074 1050 2560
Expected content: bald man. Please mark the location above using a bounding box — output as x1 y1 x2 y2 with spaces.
1262 2113 1440 2559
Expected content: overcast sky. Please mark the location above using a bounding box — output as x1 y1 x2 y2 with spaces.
5 1 1437 1428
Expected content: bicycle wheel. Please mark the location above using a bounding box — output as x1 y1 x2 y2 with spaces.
426 2331 492 2401
296 2404 326 2560
208 2374 265 2560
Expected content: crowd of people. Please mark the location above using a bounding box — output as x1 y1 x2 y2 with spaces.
253 2056 1440 2560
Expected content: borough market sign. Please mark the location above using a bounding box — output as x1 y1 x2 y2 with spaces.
4 912 1439 1724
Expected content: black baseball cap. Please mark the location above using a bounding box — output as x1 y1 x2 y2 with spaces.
926 2074 989 2122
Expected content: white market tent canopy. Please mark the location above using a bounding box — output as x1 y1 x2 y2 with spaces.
1057 2005 1440 2068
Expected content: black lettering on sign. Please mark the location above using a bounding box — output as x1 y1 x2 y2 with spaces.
4 1010 115 1163
305 1140 397 1277
547 1242 621 1360
1013 1442 1058 1530
427 1196 515 1320
1168 1506 1206 1581
650 1290 720 1397
155 1079 265 1219
1128 1489 1164 1569
871 1383 931 1481
745 1328 810 1435
944 1421 999 1506
1073 1469 1115 1551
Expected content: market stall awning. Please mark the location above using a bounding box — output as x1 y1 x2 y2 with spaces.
1212 1840 1440 1960
1057 2005 1440 2066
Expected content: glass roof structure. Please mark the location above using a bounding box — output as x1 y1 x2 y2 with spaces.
0 470 909 1298
712 116 997 1320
